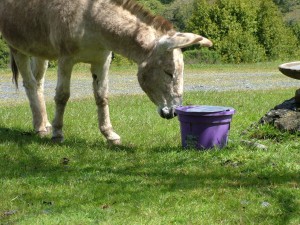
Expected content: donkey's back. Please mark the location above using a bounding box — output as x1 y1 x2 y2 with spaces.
0 0 111 59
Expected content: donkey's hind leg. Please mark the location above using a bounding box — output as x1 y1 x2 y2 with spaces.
30 57 52 134
10 49 50 136
91 52 121 146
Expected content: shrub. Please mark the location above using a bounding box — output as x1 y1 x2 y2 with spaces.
136 0 164 14
111 53 134 66
187 0 299 63
219 28 266 63
161 0 194 31
0 37 9 68
256 0 299 60
184 48 222 64
289 21 300 43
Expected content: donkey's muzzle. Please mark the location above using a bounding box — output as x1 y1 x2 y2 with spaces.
158 106 177 120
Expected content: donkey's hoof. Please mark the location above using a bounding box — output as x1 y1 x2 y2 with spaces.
37 131 50 138
36 127 52 137
46 126 52 133
51 136 64 143
107 138 122 147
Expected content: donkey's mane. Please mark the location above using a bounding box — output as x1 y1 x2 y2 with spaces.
112 0 174 34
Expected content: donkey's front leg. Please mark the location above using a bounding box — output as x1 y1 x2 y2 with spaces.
52 57 74 143
91 53 121 146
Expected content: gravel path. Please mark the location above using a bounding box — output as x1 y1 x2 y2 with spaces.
1 70 300 105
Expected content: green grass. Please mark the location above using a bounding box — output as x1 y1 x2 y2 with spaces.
0 87 299 224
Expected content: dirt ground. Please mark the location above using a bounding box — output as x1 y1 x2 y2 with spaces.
1 69 300 105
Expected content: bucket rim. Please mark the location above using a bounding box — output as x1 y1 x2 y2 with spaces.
176 105 235 116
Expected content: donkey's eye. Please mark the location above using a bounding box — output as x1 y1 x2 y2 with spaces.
164 70 174 78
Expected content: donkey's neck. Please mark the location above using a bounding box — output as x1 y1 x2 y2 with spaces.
94 1 173 64
107 24 158 64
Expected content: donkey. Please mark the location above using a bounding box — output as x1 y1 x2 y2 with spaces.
0 0 212 145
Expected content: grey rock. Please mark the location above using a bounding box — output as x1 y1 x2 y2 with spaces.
260 98 300 132
241 140 268 150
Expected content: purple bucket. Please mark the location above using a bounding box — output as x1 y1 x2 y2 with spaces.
176 105 235 150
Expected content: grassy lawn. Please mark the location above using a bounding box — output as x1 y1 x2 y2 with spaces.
0 65 300 224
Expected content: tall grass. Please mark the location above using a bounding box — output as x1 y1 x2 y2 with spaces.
0 87 299 224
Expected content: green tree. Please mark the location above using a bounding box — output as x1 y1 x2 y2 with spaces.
272 0 299 13
161 0 194 30
256 0 299 60
136 0 164 14
289 22 300 42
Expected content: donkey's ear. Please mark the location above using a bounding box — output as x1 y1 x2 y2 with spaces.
158 33 213 51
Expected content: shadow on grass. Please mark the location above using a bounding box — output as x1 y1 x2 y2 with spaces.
0 126 136 177
0 127 135 151
0 127 43 141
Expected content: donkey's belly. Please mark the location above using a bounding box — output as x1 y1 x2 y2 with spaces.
0 23 59 59
9 41 59 60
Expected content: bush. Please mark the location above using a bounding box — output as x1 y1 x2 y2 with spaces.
111 53 134 66
219 28 266 63
289 21 300 43
184 48 221 64
0 37 9 68
136 0 164 14
161 0 194 31
48 61 58 68
187 0 299 63
256 0 299 60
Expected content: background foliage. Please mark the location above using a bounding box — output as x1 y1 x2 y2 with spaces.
0 36 9 68
187 0 299 63
0 0 299 67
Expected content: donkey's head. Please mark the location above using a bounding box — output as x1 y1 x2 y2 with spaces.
137 33 212 119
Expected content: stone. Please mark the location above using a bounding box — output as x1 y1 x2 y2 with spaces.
295 88 300 103
259 97 300 133
241 140 268 150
